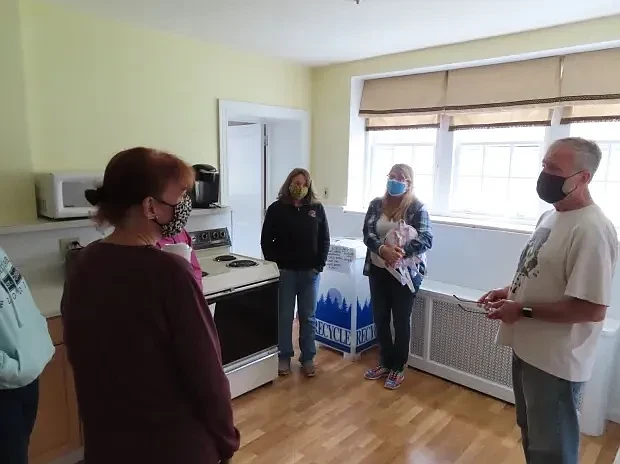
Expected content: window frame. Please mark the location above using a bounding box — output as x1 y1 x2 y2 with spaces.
364 138 437 208
357 107 620 230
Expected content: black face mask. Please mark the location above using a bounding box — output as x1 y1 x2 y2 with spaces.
536 171 580 204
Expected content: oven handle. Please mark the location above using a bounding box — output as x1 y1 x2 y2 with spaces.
204 277 279 300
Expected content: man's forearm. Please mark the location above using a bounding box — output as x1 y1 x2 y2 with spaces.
528 298 606 323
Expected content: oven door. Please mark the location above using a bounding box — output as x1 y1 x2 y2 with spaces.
207 278 278 367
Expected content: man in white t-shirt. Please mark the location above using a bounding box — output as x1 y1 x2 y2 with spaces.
479 137 618 464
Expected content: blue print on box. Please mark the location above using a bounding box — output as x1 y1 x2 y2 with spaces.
355 299 376 353
316 287 375 353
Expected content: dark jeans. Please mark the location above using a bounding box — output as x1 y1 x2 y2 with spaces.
368 265 421 371
512 353 583 464
0 378 40 464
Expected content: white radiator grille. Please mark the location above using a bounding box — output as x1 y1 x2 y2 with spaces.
429 299 513 388
410 297 426 357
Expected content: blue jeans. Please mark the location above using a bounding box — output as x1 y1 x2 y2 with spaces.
512 353 584 464
278 269 320 363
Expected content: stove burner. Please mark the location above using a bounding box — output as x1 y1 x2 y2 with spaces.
214 255 237 262
227 259 258 268
201 271 209 277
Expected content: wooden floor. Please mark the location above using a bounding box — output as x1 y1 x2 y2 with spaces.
232 344 620 464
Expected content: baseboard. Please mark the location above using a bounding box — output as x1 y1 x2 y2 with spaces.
608 410 620 425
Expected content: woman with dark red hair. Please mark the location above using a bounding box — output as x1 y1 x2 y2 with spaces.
61 147 239 464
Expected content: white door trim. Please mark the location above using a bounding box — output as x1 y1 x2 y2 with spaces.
218 100 310 206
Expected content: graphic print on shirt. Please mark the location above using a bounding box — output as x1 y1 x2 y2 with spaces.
510 227 551 294
0 255 26 310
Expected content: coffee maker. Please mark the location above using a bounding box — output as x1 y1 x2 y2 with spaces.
190 164 220 208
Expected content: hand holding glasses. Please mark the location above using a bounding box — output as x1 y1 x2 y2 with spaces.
452 295 488 315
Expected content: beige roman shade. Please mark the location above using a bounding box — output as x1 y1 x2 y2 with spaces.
360 48 620 130
360 71 447 116
449 108 553 131
559 48 620 123
366 114 440 131
561 49 620 103
560 103 620 124
445 57 561 110
360 72 446 129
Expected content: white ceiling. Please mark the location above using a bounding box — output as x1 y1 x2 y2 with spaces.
43 0 620 65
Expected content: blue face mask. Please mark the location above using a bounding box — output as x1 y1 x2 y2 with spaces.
386 179 407 196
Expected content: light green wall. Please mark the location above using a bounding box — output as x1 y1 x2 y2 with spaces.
311 16 620 206
0 0 36 225
0 0 311 225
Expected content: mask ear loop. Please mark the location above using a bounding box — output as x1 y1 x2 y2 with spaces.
563 170 585 197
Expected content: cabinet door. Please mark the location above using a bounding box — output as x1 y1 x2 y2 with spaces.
29 344 81 464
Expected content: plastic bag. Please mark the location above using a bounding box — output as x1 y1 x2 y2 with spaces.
382 221 423 292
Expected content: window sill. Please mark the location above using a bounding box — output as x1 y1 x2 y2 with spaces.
342 206 534 235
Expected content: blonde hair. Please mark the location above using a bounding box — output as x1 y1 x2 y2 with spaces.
382 163 415 221
277 168 318 204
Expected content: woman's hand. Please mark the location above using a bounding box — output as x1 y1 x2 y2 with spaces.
380 245 404 266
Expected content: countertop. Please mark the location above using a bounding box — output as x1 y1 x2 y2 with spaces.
0 207 230 236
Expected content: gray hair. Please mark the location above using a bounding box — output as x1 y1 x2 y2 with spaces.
548 137 602 176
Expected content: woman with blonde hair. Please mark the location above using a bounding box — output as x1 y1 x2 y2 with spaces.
261 168 330 377
362 163 433 389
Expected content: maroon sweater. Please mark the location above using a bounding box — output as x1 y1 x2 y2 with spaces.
61 242 240 464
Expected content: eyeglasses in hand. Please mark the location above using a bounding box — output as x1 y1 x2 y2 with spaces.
452 295 488 315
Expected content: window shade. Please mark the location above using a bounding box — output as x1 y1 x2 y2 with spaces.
359 72 447 116
561 49 620 104
448 108 553 131
445 57 561 110
560 103 620 124
366 114 440 131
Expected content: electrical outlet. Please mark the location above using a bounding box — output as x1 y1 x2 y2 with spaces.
58 237 79 260
323 187 329 199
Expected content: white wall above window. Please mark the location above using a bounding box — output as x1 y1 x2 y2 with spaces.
352 110 620 230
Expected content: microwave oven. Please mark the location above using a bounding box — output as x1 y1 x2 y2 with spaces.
35 172 103 219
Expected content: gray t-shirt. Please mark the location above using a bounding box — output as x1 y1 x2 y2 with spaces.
498 205 618 381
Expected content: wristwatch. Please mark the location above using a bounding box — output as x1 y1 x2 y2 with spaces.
522 307 533 318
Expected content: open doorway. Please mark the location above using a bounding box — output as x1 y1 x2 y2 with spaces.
219 100 310 259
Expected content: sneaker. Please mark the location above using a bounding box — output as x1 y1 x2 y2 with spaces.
302 360 316 378
384 370 405 390
364 365 390 380
278 358 291 376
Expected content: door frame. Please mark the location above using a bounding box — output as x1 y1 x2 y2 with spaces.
218 100 310 206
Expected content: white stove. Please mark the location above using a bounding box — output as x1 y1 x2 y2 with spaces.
196 251 279 297
189 228 279 399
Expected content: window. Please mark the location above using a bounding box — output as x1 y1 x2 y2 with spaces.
570 122 620 225
451 127 545 220
356 111 620 229
365 129 437 206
